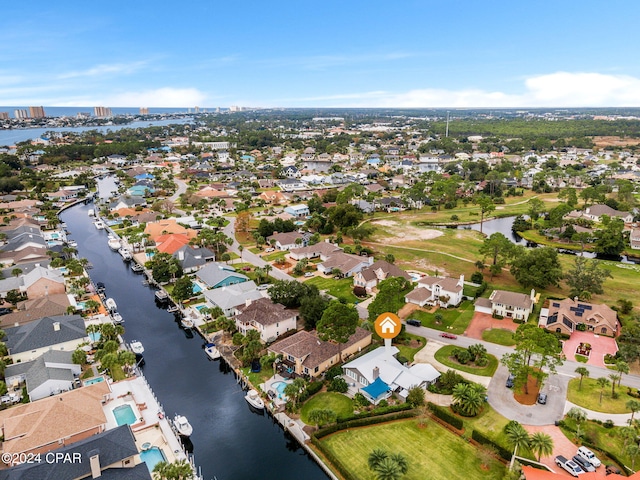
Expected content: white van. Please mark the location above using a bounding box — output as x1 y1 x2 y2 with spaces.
577 446 602 468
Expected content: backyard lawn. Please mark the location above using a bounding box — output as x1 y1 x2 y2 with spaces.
394 334 425 363
566 377 636 414
320 419 505 480
482 328 515 346
411 301 475 334
300 392 353 425
434 345 499 376
304 276 362 304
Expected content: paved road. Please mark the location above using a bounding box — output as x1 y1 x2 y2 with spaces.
169 177 188 203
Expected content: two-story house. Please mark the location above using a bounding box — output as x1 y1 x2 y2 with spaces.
405 275 465 308
475 289 535 321
539 298 619 337
234 298 297 343
353 260 411 293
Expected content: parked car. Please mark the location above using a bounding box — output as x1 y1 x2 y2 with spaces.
606 465 622 475
555 455 585 477
406 319 421 327
0 307 12 316
537 392 547 404
577 446 602 467
440 332 457 339
304 272 314 277
572 455 596 472
264 248 275 253
506 374 515 388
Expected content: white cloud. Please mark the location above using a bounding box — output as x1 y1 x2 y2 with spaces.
281 72 640 108
102 87 207 107
58 61 149 79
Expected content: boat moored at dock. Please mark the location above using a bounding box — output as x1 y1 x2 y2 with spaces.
173 414 193 437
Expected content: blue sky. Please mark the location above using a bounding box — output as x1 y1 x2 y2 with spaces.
2 1 640 108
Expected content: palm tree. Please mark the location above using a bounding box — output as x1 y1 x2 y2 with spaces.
452 382 486 417
609 373 621 398
368 449 388 471
528 432 553 462
505 421 530 469
597 377 610 405
616 360 630 387
627 400 640 424
307 409 336 429
566 407 587 441
373 457 402 480
575 366 589 391
627 444 640 471
153 459 194 480
389 453 408 475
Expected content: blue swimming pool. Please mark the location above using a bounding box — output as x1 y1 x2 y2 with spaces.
140 447 166 472
192 283 203 294
89 331 101 343
84 376 105 386
271 381 290 400
112 404 137 426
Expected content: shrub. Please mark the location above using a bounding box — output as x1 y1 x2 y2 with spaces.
232 332 244 346
603 420 614 429
306 381 323 397
353 286 367 297
428 403 463 430
576 323 587 331
328 377 348 393
454 348 472 365
471 430 511 461
325 365 342 380
470 271 483 284
450 215 459 221
377 399 389 408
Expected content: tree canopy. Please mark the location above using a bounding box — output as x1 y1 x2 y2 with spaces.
509 246 562 289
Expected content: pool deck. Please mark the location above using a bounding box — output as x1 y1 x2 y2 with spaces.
105 376 187 464
261 374 291 408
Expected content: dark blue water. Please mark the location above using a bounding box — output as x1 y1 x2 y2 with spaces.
59 202 328 480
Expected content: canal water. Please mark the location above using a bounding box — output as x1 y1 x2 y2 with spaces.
60 201 328 480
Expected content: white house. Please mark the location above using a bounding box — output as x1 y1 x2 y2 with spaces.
267 231 306 251
283 204 310 218
234 298 297 343
405 275 464 308
317 252 373 278
475 289 536 320
353 260 412 292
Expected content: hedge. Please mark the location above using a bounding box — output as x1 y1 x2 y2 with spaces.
314 410 418 439
428 402 463 430
336 403 412 423
471 430 512 462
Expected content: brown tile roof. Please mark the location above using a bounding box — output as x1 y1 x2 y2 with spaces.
0 382 110 454
320 252 368 273
359 260 411 282
268 232 303 246
235 298 294 326
405 287 432 302
547 298 618 332
1 295 71 328
290 242 341 257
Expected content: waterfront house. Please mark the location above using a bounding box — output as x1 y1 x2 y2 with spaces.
475 289 535 321
353 260 412 293
0 381 110 461
202 281 264 316
3 314 88 363
268 328 372 378
4 350 81 401
342 346 440 404
0 294 70 328
583 204 633 223
172 245 215 273
196 262 249 289
234 297 297 343
144 218 197 243
405 275 465 308
0 424 151 479
0 265 66 300
317 252 373 278
539 298 619 337
108 195 146 211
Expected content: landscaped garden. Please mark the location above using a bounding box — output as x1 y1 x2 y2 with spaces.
567 377 637 414
394 333 425 363
319 418 506 480
434 344 498 376
410 301 475 334
300 392 354 425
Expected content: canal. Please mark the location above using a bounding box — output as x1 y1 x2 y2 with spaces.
59 201 328 480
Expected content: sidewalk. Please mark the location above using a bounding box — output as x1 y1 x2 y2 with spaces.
564 400 633 426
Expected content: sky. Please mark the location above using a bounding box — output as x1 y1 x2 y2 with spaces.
2 1 640 109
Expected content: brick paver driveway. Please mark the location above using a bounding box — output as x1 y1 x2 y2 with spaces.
465 311 521 340
524 424 579 476
562 331 618 368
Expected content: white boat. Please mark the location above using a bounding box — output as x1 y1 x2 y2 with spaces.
155 290 169 302
167 305 179 313
130 341 145 354
118 248 132 261
67 240 78 248
244 389 265 410
94 220 105 230
131 263 144 273
204 343 220 360
107 236 121 251
112 312 123 324
173 414 193 437
88 209 95 217
181 317 194 329
105 297 117 312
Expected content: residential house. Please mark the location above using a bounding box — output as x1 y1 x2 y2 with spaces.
4 314 88 363
631 228 640 249
144 218 197 243
267 231 307 251
284 204 310 218
0 381 110 460
268 328 372 378
352 199 375 214
282 165 301 178
4 350 81 401
583 204 633 223
234 297 297 343
172 245 215 273
405 275 465 308
196 262 249 289
0 294 70 328
0 265 66 300
126 184 154 196
277 178 307 192
202 281 264 316
539 298 619 337
342 347 440 404
289 242 342 261
375 197 404 212
154 233 191 255
108 195 146 211
0 424 151 478
317 252 373 278
46 189 79 202
475 289 535 321
353 260 411 292
259 190 288 205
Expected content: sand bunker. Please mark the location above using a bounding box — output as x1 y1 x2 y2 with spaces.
373 219 444 241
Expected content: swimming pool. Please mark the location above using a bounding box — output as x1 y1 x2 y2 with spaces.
112 404 137 426
195 304 206 312
83 376 105 386
271 381 290 400
140 447 166 472
192 283 203 294
89 331 101 343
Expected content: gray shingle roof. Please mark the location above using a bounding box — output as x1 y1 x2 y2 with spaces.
196 262 248 288
4 315 87 354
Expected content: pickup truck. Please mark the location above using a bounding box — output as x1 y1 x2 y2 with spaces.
555 455 584 477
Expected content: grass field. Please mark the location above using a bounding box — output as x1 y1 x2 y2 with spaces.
300 392 353 425
482 328 516 346
560 416 632 468
411 301 475 334
434 345 499 376
394 334 425 363
304 276 362 304
320 419 506 480
566 377 636 413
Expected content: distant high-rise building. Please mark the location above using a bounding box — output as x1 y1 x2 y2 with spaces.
194 106 200 113
93 106 112 118
0 112 9 120
139 107 149 115
14 109 28 119
29 106 45 118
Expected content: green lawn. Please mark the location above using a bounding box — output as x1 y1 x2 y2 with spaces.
304 276 362 304
241 365 274 391
481 328 515 346
411 301 475 334
320 419 505 480
560 417 631 469
434 345 498 376
567 377 636 413
394 334 425 363
300 392 353 425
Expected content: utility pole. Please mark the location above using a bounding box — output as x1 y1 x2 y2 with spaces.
445 111 450 138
